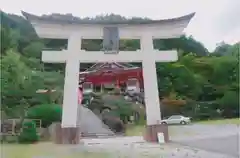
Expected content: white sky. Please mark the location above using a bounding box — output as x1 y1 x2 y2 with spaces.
2 0 240 51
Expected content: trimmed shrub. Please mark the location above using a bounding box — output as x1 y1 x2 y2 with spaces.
26 104 62 128
18 121 39 143
218 91 239 118
102 112 125 133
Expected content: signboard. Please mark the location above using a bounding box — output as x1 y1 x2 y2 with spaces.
103 27 119 54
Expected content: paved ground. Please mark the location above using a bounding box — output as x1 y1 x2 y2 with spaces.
80 136 237 158
175 134 239 157
78 124 239 157
170 124 240 157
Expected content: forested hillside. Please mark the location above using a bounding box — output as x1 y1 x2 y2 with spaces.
1 11 239 120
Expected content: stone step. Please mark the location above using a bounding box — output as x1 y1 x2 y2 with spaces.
78 106 114 135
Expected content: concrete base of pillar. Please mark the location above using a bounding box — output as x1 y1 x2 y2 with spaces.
52 123 80 144
144 124 169 143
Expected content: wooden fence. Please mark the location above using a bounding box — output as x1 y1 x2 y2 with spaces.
0 119 41 136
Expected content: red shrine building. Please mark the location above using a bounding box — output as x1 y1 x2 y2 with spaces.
79 62 143 94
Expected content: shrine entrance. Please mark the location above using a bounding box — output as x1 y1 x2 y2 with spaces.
126 78 140 93
79 62 142 94
82 82 93 94
23 11 195 144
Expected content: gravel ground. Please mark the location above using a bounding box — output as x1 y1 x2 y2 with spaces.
76 124 240 157
78 136 237 158
3 124 238 158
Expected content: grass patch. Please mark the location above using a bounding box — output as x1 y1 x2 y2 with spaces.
125 125 179 136
197 118 240 125
125 125 145 136
1 143 110 158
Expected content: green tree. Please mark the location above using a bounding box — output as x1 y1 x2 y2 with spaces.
1 50 34 111
22 41 44 59
0 27 19 54
218 91 239 118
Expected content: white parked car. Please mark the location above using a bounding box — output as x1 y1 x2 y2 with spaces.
161 115 191 125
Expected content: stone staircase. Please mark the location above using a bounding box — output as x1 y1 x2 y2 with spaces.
77 92 145 138
123 91 145 105
77 105 115 137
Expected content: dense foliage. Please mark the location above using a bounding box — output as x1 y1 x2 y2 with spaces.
1 11 239 122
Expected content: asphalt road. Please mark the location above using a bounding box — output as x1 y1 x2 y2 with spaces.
171 124 239 157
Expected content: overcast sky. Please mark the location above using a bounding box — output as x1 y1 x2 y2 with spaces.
2 0 240 51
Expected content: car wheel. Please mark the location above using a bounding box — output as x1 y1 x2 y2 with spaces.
161 122 167 125
180 121 186 125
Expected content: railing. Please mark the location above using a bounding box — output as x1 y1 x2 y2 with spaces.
0 119 42 136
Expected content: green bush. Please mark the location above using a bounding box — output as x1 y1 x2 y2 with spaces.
26 104 62 128
18 121 39 143
218 91 239 117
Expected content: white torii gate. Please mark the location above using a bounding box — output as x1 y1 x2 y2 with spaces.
22 11 195 142
46 36 177 127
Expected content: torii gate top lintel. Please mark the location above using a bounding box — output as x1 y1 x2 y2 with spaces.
22 11 195 26
22 11 195 40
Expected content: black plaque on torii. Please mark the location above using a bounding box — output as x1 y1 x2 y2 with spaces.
103 27 119 54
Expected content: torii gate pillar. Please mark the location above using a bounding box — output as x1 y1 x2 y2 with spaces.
22 11 195 143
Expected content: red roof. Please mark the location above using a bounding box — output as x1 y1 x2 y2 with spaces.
80 62 139 75
79 63 143 85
